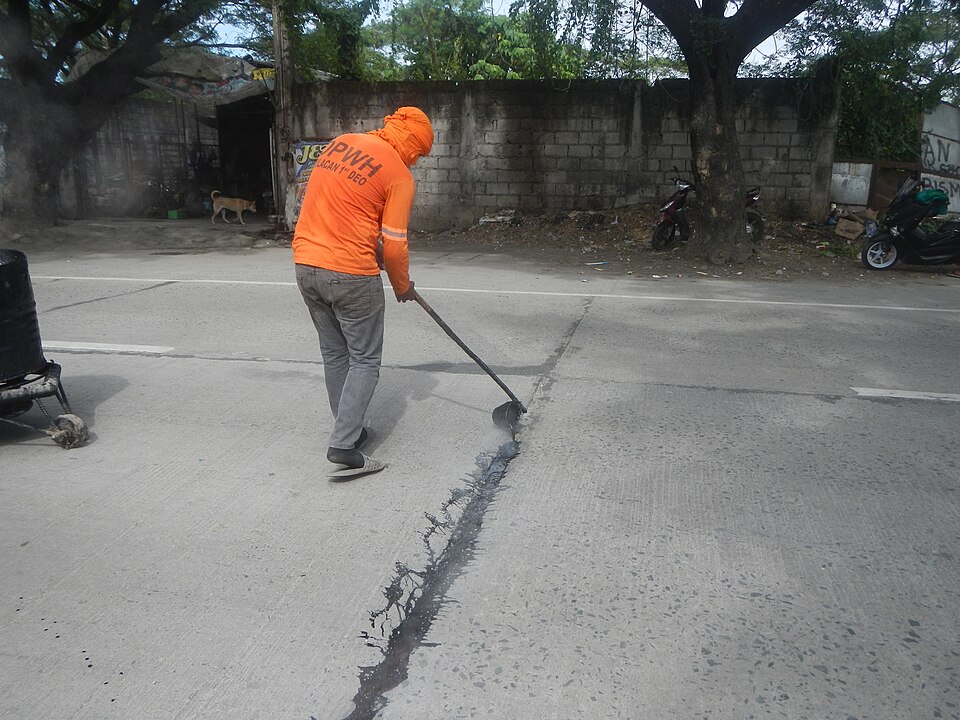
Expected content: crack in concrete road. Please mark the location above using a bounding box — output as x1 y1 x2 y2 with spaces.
38 281 176 313
532 297 593 401
339 298 593 720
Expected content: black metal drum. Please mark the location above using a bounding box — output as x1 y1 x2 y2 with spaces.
0 249 47 383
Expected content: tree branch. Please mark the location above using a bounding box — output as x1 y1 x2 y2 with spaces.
701 0 727 17
61 0 215 108
639 0 699 53
641 0 817 65
0 78 19 118
728 0 818 62
0 0 47 81
45 0 124 75
59 0 104 16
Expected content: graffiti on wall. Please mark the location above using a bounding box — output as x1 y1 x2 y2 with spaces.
922 173 960 213
922 133 960 177
921 103 960 213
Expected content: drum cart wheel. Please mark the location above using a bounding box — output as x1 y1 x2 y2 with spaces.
0 363 89 449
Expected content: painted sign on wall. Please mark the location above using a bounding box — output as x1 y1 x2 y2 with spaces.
290 139 332 223
921 102 960 213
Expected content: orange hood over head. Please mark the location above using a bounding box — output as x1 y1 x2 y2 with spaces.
368 106 434 166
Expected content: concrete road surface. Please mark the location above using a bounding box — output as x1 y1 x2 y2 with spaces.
2 221 959 719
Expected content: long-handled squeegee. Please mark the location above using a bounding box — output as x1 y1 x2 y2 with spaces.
414 291 527 431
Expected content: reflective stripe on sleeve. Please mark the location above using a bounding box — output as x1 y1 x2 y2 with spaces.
382 224 408 242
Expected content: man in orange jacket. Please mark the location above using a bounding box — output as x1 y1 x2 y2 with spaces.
293 106 433 477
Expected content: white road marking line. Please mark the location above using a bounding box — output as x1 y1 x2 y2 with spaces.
422 288 960 313
32 275 960 314
43 341 174 355
851 387 960 402
35 275 292 287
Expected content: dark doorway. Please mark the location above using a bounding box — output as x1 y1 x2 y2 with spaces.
216 95 275 215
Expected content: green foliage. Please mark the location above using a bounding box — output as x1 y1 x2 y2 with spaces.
364 0 492 80
464 21 543 79
362 0 582 80
525 0 684 80
357 0 687 81
835 63 924 161
204 0 378 79
757 0 960 160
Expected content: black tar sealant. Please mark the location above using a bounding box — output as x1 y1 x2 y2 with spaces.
341 438 519 720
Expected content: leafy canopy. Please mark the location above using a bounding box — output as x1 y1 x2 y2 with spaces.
751 0 960 160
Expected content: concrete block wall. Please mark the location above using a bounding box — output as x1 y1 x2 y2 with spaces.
289 77 838 230
62 96 217 216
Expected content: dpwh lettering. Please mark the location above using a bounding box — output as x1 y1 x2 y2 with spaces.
320 142 383 180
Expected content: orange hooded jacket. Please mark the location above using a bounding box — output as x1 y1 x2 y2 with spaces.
292 107 434 296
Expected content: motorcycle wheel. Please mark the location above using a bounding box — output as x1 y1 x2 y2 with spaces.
651 222 678 250
746 211 765 243
860 236 899 270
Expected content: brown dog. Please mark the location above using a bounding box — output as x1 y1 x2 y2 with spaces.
210 191 256 224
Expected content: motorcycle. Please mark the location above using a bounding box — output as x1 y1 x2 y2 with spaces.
651 168 764 250
860 178 960 270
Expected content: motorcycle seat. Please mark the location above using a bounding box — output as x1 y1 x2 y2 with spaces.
913 223 960 247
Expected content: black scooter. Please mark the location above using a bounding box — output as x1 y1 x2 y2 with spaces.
651 169 764 250
860 179 960 270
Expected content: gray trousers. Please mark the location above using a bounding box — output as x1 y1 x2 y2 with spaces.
295 264 385 450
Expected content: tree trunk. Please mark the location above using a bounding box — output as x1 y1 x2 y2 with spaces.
638 0 822 265
1 85 112 223
685 51 752 265
1 94 67 220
